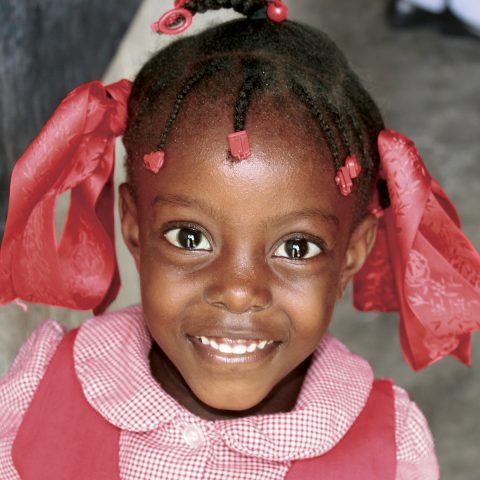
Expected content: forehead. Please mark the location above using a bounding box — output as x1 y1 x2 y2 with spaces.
135 93 354 230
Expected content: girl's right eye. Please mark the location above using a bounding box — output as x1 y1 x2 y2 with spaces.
164 227 212 251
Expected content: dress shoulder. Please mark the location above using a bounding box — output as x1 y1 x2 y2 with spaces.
393 384 440 480
0 320 65 480
1 320 65 418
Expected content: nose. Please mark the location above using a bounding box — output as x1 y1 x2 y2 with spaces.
203 258 273 314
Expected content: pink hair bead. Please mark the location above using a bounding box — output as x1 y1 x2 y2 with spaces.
335 155 362 196
228 131 251 160
143 151 165 173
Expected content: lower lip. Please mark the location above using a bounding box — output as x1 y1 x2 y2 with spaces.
187 336 281 365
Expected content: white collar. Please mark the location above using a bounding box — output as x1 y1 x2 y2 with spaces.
74 305 373 460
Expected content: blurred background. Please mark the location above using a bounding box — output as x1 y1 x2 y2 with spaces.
0 0 479 477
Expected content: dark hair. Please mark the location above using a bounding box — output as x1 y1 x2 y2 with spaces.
123 0 385 217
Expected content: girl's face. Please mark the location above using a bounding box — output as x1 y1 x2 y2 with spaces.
120 104 376 418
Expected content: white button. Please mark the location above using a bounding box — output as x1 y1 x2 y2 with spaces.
182 424 204 448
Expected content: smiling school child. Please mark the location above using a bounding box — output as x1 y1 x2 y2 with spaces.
1 1 479 479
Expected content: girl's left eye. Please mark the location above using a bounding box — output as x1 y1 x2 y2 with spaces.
273 238 322 260
164 227 212 251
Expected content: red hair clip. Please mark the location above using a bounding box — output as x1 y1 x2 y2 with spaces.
228 131 251 161
267 0 289 23
335 155 362 196
151 1 193 35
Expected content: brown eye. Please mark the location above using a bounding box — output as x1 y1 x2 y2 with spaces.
164 227 211 251
273 238 322 259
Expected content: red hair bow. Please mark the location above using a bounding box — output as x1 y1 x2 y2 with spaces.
0 80 132 314
354 129 480 370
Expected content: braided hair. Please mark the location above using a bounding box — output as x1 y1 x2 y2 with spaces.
123 0 385 218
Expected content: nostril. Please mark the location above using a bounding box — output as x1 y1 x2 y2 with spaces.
206 299 271 314
250 304 267 312
203 281 272 314
210 301 227 310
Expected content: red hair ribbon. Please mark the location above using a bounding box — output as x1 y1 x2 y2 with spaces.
0 79 132 314
354 129 480 370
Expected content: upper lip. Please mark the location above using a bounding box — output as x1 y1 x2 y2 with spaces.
187 331 282 342
183 314 288 343
186 325 285 343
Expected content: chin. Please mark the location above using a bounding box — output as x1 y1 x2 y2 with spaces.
206 399 260 412
195 386 268 413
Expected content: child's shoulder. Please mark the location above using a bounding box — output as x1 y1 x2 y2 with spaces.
1 320 65 408
316 335 438 477
0 317 65 466
392 384 438 476
0 305 143 417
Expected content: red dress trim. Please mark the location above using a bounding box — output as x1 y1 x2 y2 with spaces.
285 379 396 479
12 329 120 479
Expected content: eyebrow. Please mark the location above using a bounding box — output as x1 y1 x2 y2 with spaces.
263 208 339 229
152 194 225 221
152 194 339 228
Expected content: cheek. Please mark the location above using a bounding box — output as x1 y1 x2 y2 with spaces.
279 264 341 341
138 248 198 337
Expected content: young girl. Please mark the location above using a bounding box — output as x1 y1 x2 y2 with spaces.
0 1 479 478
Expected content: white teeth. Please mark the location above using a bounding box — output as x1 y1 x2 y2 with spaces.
195 336 275 355
218 343 232 354
232 344 248 354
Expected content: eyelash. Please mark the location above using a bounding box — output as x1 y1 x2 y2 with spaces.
162 224 326 260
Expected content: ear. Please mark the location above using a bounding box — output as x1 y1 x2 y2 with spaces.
337 214 378 299
119 183 141 271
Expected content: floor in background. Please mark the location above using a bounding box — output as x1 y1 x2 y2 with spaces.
288 1 479 479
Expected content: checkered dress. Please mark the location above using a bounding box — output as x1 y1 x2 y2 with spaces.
0 305 439 479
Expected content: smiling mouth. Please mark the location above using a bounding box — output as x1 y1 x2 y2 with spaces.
187 335 281 363
193 336 275 354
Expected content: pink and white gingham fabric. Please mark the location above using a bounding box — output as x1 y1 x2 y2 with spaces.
0 305 439 479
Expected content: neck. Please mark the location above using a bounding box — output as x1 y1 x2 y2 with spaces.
149 343 311 421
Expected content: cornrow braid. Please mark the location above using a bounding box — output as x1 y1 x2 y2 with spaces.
346 111 363 163
314 84 353 158
344 104 378 216
234 57 275 132
154 57 229 152
287 77 342 171
346 110 370 172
